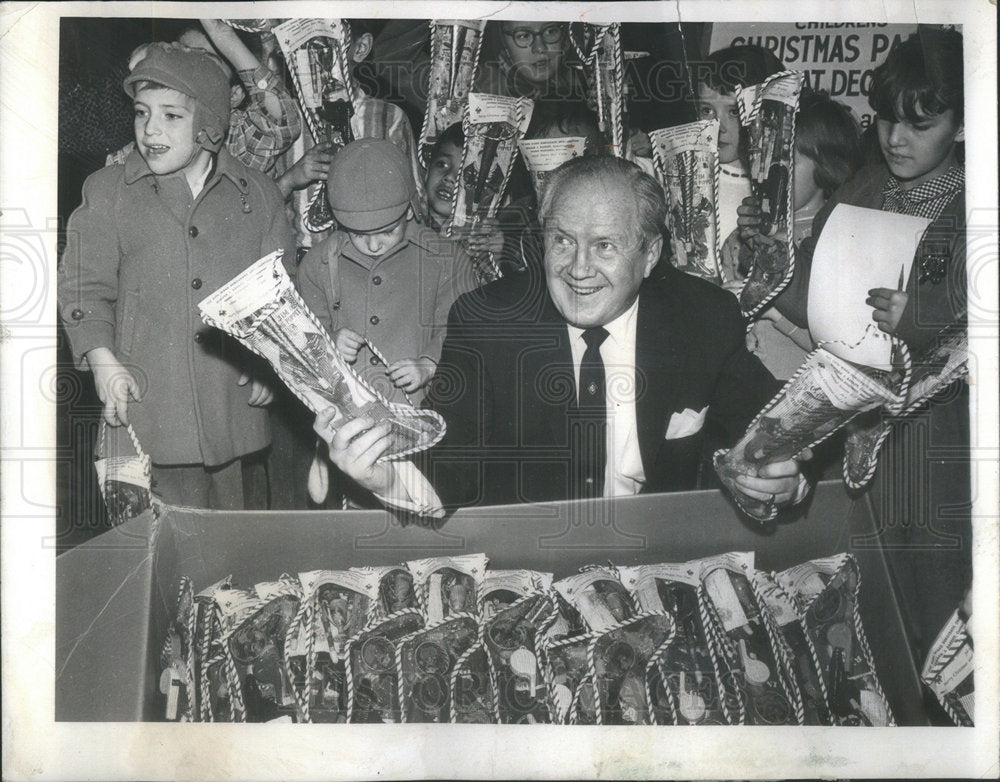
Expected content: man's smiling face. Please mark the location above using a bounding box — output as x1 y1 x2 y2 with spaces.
542 177 660 328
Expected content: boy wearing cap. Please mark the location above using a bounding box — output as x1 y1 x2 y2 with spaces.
59 42 296 509
297 139 474 408
275 20 423 245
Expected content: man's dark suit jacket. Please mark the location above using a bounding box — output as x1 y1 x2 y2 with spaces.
415 264 779 508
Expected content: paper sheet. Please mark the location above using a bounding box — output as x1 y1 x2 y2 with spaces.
808 204 931 370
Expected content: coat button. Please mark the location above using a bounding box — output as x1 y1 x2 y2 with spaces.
370 356 379 366
332 303 339 310
239 177 248 187
194 332 203 343
372 275 382 285
71 308 84 320
191 278 202 290
189 226 199 238
369 315 379 325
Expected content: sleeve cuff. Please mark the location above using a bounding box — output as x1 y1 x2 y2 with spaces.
237 65 280 96
61 318 116 369
374 460 446 518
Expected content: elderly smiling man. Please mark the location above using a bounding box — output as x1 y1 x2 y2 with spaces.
315 155 808 517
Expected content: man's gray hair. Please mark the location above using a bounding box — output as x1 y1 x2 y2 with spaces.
538 155 667 249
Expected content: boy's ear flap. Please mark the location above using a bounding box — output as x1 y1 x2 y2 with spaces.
127 43 151 72
351 33 373 64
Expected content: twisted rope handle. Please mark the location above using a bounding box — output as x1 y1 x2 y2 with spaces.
221 19 275 33
712 141 723 275
566 21 593 64
365 338 415 406
97 419 150 464
753 578 806 724
394 638 410 723
646 632 678 725
610 24 626 156
769 574 832 723
304 186 336 233
197 606 215 722
223 647 247 722
303 594 318 722
183 580 198 721
848 556 896 726
569 675 593 724
417 19 440 165
539 630 595 724
448 642 490 722
696 583 744 724
283 598 312 721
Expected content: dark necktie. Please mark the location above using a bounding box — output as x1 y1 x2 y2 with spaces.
572 326 609 499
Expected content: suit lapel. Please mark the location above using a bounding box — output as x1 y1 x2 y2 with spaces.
635 279 682 475
522 289 575 445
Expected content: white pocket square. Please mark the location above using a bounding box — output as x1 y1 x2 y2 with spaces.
665 406 708 439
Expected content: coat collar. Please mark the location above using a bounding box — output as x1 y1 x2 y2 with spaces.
338 220 439 268
123 147 250 195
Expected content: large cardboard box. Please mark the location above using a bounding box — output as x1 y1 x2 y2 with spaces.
55 480 925 723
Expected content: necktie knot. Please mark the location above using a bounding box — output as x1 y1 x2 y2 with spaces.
582 326 609 351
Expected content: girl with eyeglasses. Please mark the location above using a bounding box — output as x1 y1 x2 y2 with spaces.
476 21 586 100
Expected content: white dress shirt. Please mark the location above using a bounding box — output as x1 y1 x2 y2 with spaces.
565 297 646 497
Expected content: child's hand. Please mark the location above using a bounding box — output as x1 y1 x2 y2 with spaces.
759 306 782 323
629 129 653 158
736 195 764 241
738 196 788 254
866 288 908 334
387 357 436 394
88 347 141 426
280 143 335 193
237 373 274 406
466 218 504 257
334 328 364 363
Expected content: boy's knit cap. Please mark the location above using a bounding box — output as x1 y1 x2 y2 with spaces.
123 42 231 153
327 139 418 231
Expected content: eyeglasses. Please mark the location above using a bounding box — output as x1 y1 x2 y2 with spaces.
503 25 565 49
